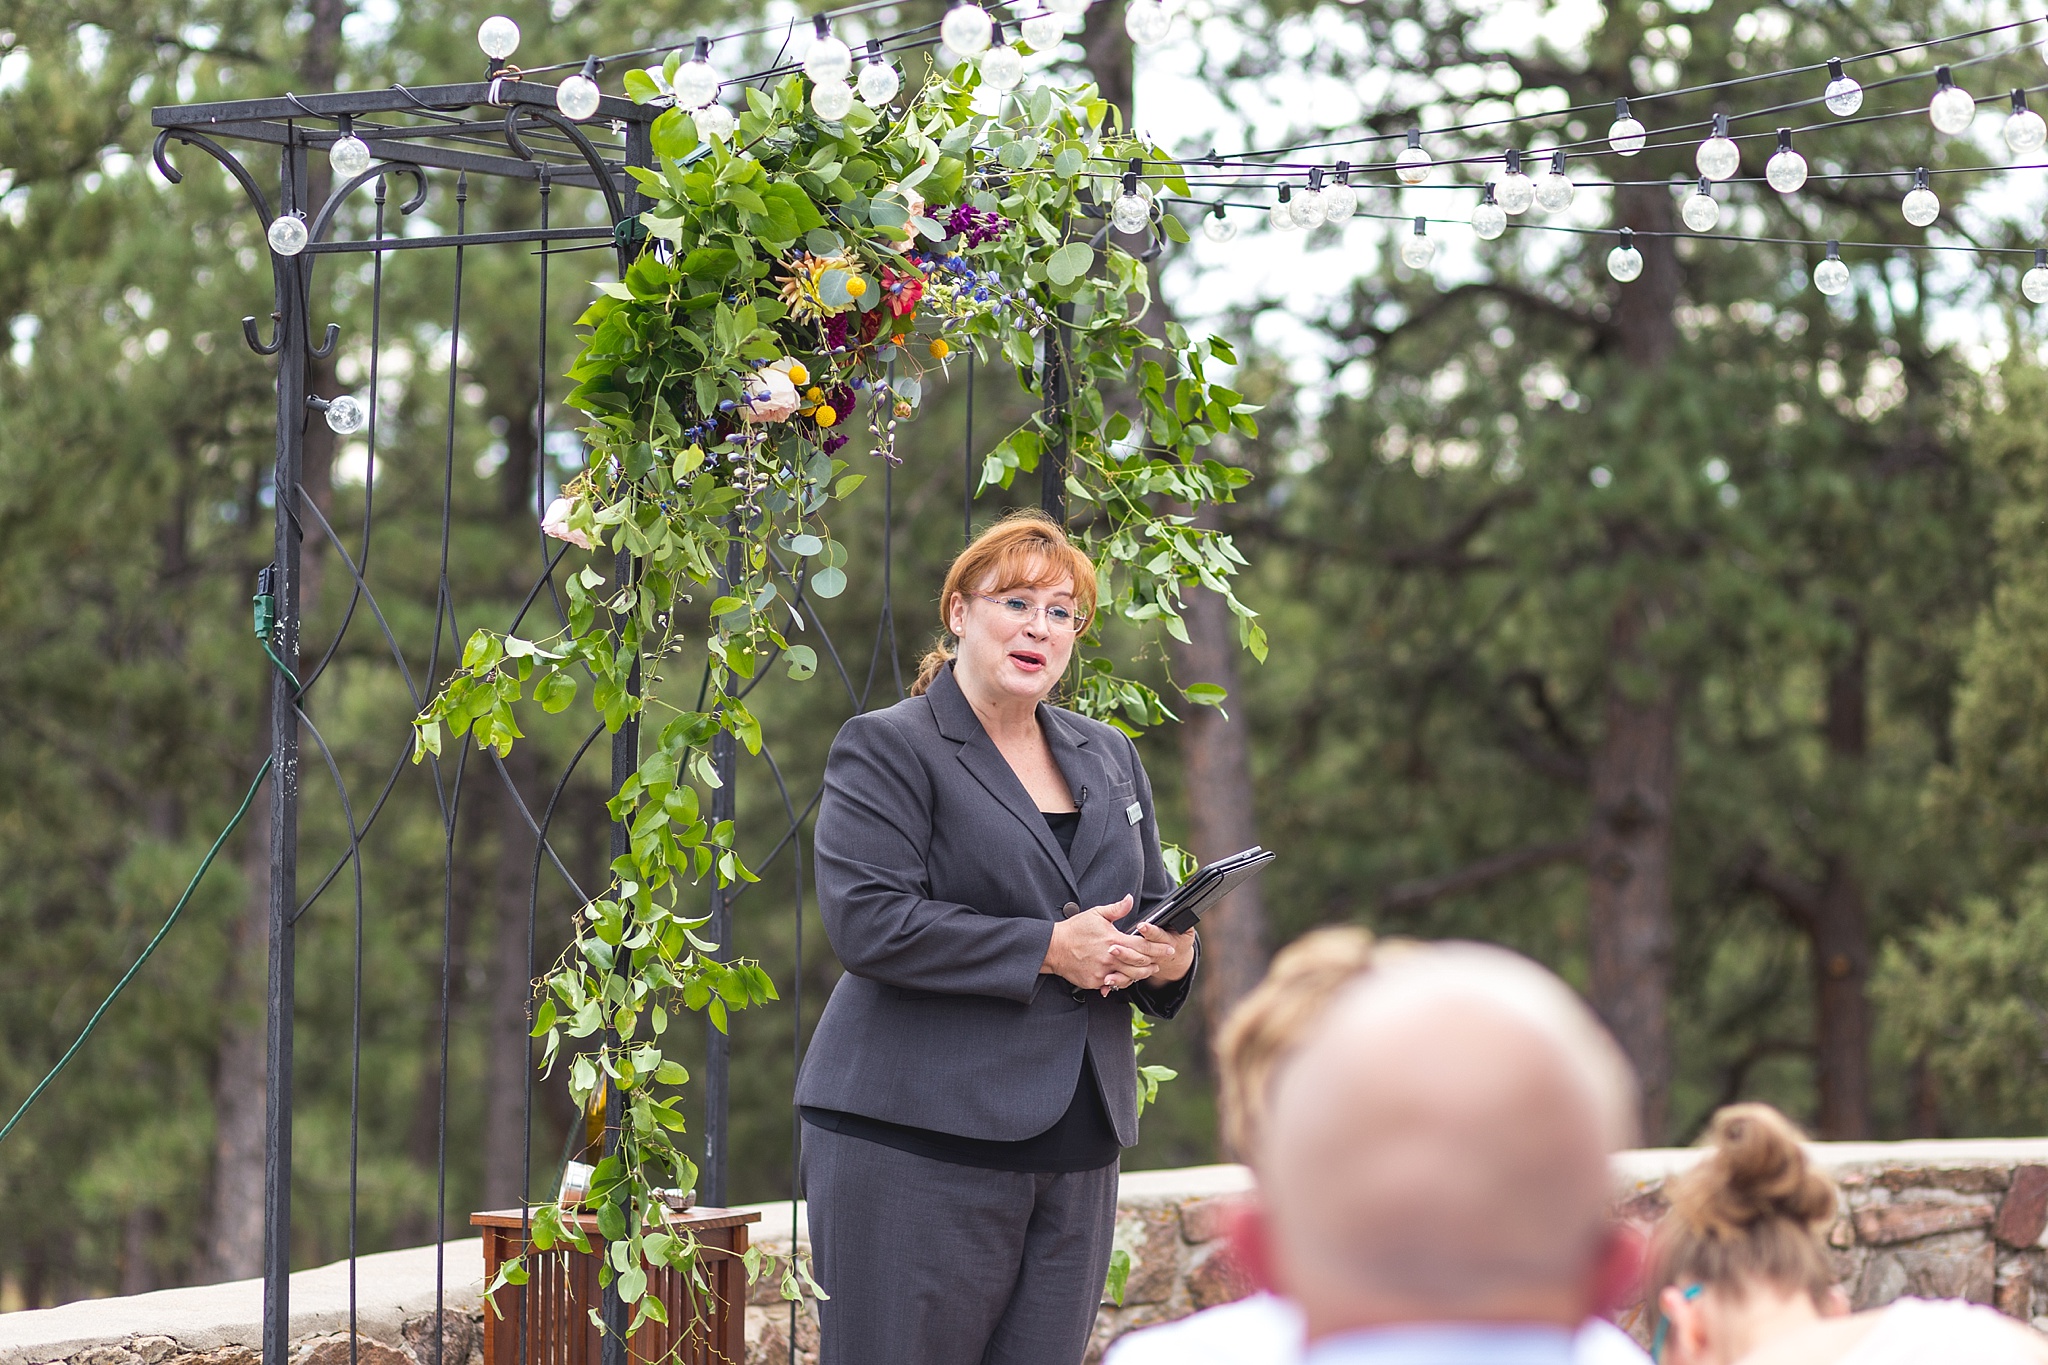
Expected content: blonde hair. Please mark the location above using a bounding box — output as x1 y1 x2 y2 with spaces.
1648 1103 1838 1316
1214 927 1382 1160
911 511 1099 696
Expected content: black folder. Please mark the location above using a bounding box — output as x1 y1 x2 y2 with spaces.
1128 846 1276 935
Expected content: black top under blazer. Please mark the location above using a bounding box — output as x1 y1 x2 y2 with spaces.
796 663 1197 1147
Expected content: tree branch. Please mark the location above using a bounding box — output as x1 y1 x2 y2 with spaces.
1379 836 1587 914
1737 846 1823 935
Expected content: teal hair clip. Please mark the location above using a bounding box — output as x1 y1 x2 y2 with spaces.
1651 1282 1705 1363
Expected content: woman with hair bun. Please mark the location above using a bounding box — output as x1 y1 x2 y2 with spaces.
1649 1103 2048 1364
796 511 1200 1364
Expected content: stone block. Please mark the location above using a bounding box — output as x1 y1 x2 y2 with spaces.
1874 1166 2011 1195
1893 1233 1997 1304
1998 1259 2037 1320
75 1348 136 1365
294 1337 410 1365
1179 1195 1244 1246
1111 1207 1182 1307
1185 1244 1254 1311
399 1311 477 1365
1997 1167 2048 1249
128 1341 176 1365
745 1300 817 1365
1854 1252 1909 1310
1853 1195 1996 1245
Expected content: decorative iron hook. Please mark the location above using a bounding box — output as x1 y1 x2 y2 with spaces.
243 313 285 356
152 127 276 225
501 103 627 231
311 323 342 360
308 163 427 244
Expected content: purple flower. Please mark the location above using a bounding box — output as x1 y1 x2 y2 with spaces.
824 314 850 350
822 433 849 454
944 204 1010 248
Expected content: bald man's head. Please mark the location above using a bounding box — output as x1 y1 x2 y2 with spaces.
1257 944 1638 1339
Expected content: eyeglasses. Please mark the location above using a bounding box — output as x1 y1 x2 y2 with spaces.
975 593 1089 633
1650 1283 1704 1362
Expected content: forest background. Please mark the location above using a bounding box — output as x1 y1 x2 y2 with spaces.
9 0 2048 1309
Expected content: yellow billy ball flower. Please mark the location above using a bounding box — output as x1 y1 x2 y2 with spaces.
845 276 867 298
806 386 825 402
785 361 809 386
815 404 838 428
928 338 950 360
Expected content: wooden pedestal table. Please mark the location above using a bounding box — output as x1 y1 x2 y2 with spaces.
472 1205 761 1365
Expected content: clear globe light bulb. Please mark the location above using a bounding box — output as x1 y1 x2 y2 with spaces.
1046 0 1091 14
674 42 721 108
1125 0 1172 46
324 394 366 435
1399 218 1435 269
1930 68 1976 135
1321 178 1357 223
267 214 309 256
1292 187 1326 230
1823 58 1862 116
1813 245 1849 296
2006 91 2047 154
1696 114 1739 181
858 57 900 105
1021 12 1066 50
1901 170 1939 227
694 102 735 141
1203 208 1236 242
980 42 1024 92
557 72 601 121
1112 173 1152 233
1608 98 1646 156
2024 252 2048 304
941 3 994 56
811 77 855 120
1471 186 1506 240
805 25 853 83
329 132 372 180
1765 130 1807 193
477 15 521 60
1395 130 1431 185
1270 189 1297 232
1681 180 1720 233
1534 151 1574 212
1495 151 1534 215
1608 232 1643 282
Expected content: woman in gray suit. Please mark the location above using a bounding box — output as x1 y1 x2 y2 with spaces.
795 511 1200 1365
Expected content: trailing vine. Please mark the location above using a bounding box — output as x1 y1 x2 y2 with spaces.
417 51 1261 1346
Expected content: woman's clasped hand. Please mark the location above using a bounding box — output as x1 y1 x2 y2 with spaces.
1041 895 1198 993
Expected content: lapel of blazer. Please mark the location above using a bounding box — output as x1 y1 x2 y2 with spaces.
1041 705 1117 883
926 665 1080 901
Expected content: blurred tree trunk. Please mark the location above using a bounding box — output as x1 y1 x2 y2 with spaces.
201 0 348 1279
1585 182 1681 1141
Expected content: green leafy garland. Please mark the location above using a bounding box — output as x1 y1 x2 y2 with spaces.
416 51 1261 1345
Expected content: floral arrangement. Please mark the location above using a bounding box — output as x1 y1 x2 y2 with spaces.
416 53 1262 1345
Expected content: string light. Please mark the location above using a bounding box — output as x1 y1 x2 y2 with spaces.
1203 202 1237 242
1471 183 1506 239
941 3 994 55
267 213 309 257
1322 163 1357 223
1270 183 1296 232
1535 150 1574 212
1902 167 1940 226
323 394 367 435
2025 249 2048 304
673 38 721 108
1607 227 1643 282
1291 168 1324 229
695 102 736 140
1399 216 1436 269
1929 66 1976 134
1813 240 1849 295
1765 129 1808 193
1608 97 1646 156
557 58 602 121
812 75 855 119
1021 11 1065 50
1697 112 1739 181
1395 130 1432 185
1495 149 1534 215
1823 57 1863 115
980 30 1025 91
858 41 899 105
329 117 372 179
1046 0 1090 15
1112 167 1151 234
1681 177 1719 232
1125 0 1172 45
804 16 853 82
477 15 521 61
2006 89 2047 153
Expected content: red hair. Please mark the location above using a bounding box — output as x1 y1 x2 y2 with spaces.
911 511 1098 696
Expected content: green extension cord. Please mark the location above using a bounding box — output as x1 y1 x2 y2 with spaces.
0 567 294 1147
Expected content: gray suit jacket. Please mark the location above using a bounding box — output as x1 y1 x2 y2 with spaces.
795 664 1196 1146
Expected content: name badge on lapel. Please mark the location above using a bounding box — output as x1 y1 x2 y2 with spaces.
1126 800 1143 825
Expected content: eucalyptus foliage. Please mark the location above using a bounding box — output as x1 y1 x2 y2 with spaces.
414 57 1258 1339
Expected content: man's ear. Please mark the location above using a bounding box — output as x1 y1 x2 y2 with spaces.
1226 1198 1275 1294
1658 1285 1708 1363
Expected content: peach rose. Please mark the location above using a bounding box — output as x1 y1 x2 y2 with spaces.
741 366 801 423
541 495 593 549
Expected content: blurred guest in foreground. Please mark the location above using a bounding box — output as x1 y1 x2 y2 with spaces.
1111 940 1648 1365
1648 1102 2048 1365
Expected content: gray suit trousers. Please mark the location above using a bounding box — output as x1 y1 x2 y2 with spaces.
801 1123 1118 1365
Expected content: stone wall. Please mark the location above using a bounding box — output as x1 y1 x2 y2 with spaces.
11 1141 2048 1365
